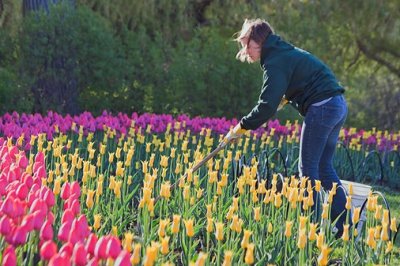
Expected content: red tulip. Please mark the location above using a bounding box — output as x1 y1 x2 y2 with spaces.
114 250 131 266
40 240 57 261
58 221 72 242
85 233 98 256
72 242 88 266
94 236 109 259
106 236 122 259
2 245 17 266
40 220 54 241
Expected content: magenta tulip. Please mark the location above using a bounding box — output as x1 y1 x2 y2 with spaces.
106 236 122 259
114 250 131 266
72 242 88 266
40 220 54 241
40 240 58 261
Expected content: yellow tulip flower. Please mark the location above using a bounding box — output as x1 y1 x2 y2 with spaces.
184 219 195 237
123 232 133 252
172 215 181 234
285 221 293 238
342 224 350 242
321 203 329 219
385 241 393 254
207 218 214 233
222 250 233 266
253 207 261 222
215 222 224 241
274 193 282 208
381 223 389 241
309 223 317 241
299 216 308 230
366 227 376 249
316 232 325 250
160 182 171 199
161 236 170 255
317 244 331 266
196 252 207 266
93 214 101 230
382 209 389 224
245 243 255 265
241 230 252 249
315 180 321 192
390 217 397 232
352 207 361 224
158 219 169 238
297 229 307 249
86 189 95 209
268 222 273 233
345 196 352 210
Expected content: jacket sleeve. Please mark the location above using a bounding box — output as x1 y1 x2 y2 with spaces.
240 66 288 130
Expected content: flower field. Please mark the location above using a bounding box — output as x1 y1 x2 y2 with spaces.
0 111 399 265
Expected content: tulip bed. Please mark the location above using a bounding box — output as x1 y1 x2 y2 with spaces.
0 111 399 265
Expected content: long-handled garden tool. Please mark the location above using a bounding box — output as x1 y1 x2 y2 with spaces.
154 140 229 202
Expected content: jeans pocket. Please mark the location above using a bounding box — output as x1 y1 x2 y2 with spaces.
322 104 344 126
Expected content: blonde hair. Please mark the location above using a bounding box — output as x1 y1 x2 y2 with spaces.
234 19 274 63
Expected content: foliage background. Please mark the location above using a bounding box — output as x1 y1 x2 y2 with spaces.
0 0 399 130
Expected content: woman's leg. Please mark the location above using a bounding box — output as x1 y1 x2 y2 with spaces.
299 95 348 235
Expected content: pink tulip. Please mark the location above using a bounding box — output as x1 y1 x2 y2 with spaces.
35 152 45 164
21 213 35 232
94 236 109 259
63 199 80 215
106 236 122 259
48 211 55 224
32 210 47 230
72 242 88 266
43 189 55 207
115 250 131 266
40 220 54 241
1 195 14 216
58 221 72 242
0 216 11 236
59 242 74 257
30 198 48 214
70 181 81 199
13 198 26 218
0 178 7 196
85 233 98 256
77 215 90 238
22 173 33 188
60 183 70 200
16 183 28 200
40 240 58 260
87 257 99 266
34 165 47 179
48 253 71 266
12 225 28 246
18 154 28 169
2 245 17 266
61 209 75 224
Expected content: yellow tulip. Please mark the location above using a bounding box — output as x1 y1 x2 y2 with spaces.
342 224 350 242
316 232 325 250
123 232 133 252
366 228 376 249
352 207 361 224
268 222 273 233
381 223 389 241
317 244 331 266
206 204 213 218
222 250 233 266
285 221 293 238
225 206 234 220
160 155 169 168
244 243 255 265
161 236 170 255
53 177 61 195
215 222 224 241
170 148 176 158
382 209 389 224
144 244 158 266
93 214 101 230
315 180 321 192
207 218 214 233
274 193 282 208
297 229 307 249
131 243 141 265
309 223 318 241
141 160 148 174
158 219 169 238
184 219 195 237
385 241 393 254
196 252 207 266
345 196 352 210
390 217 397 232
183 185 190 200
253 207 261 222
172 215 181 234
241 230 252 249
86 189 95 209
374 225 381 239
160 182 171 199
321 203 329 219
299 216 308 230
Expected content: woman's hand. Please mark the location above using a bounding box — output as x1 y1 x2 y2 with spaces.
222 123 247 144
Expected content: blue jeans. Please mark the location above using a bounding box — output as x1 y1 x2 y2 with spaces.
299 94 348 235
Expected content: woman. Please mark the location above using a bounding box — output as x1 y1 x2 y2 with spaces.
223 18 348 236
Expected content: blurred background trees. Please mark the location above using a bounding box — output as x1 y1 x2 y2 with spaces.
0 0 399 129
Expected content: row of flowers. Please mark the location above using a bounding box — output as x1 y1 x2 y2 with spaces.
1 117 398 265
0 111 398 151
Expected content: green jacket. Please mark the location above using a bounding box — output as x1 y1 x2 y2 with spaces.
240 34 345 130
